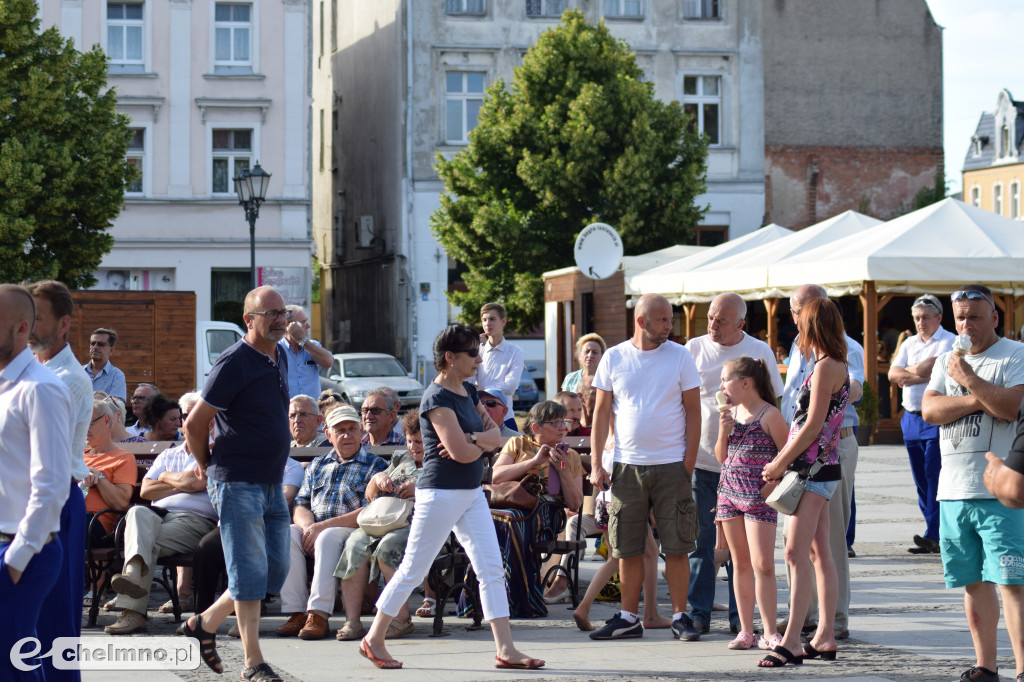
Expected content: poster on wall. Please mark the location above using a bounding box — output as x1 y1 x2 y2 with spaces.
90 269 175 291
258 267 310 307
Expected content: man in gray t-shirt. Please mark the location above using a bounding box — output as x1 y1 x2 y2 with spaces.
922 284 1024 682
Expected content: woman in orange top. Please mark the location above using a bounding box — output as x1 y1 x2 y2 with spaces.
83 398 137 541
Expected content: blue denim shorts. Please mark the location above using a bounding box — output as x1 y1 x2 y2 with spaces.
804 478 840 501
940 499 1024 588
207 479 290 601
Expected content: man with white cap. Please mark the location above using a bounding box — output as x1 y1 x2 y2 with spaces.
888 294 955 554
277 404 387 640
478 385 520 437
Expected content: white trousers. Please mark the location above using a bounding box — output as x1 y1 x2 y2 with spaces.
279 524 355 614
376 487 508 621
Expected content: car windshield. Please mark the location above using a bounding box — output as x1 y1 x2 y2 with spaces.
343 358 407 378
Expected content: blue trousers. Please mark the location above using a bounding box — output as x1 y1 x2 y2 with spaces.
37 483 84 682
688 468 737 628
902 411 942 541
2 539 64 681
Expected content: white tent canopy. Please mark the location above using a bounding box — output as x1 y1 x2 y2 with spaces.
681 211 882 298
628 224 793 300
621 245 707 294
766 198 1024 296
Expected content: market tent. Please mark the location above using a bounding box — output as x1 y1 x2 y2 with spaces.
628 224 793 300
681 211 882 298
621 245 707 295
767 198 1024 295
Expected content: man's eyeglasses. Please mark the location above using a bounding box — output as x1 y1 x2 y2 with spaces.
482 399 502 408
289 411 317 420
247 309 293 320
361 407 386 416
90 415 105 424
452 347 479 358
130 395 148 402
951 290 993 306
541 419 574 428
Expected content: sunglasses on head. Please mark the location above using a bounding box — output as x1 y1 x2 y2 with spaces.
452 347 479 358
951 290 992 305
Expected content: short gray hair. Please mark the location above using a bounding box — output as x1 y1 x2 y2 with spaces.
179 391 201 412
365 387 396 412
92 396 118 419
290 394 318 413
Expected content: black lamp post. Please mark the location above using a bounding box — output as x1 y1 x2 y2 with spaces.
233 162 272 290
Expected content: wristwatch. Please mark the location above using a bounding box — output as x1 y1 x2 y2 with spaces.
298 338 307 348
469 433 478 445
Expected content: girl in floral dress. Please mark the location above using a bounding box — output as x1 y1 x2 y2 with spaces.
716 356 790 651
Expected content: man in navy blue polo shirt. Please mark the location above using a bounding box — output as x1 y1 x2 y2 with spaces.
181 285 292 681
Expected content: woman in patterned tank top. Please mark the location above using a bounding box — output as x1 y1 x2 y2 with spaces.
758 298 850 668
715 356 789 652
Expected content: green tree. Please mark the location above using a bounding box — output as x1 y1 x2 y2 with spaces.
432 9 708 333
0 0 137 287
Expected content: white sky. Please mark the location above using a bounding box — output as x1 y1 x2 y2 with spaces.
924 0 1024 194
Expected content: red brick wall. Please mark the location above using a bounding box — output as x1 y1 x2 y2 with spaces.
765 145 944 229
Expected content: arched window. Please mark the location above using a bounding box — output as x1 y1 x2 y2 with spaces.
1011 181 1021 219
971 186 981 207
1001 125 1011 157
994 184 1004 215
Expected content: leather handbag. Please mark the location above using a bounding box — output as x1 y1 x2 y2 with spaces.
357 495 414 537
485 474 543 512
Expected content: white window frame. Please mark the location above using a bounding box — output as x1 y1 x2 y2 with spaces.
682 0 720 20
443 71 486 145
210 1 259 74
103 1 150 73
446 0 487 16
970 184 981 208
993 182 1004 216
124 122 151 197
1011 180 1021 219
681 74 722 146
207 124 260 196
603 0 643 19
526 0 567 18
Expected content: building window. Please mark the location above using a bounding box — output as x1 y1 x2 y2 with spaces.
994 184 1004 215
211 129 252 194
445 72 485 144
1001 124 1011 158
446 0 486 15
970 185 981 208
526 0 566 17
683 75 720 145
214 3 252 69
683 0 719 19
1011 182 1021 219
696 225 727 246
604 0 642 17
107 2 144 67
125 128 145 194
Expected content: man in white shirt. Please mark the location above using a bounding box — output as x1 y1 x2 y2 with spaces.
475 302 524 430
922 284 1024 682
779 284 864 641
27 279 93 682
888 294 955 554
0 284 72 679
589 294 702 641
685 293 784 634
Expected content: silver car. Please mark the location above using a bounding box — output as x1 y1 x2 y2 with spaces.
318 352 424 410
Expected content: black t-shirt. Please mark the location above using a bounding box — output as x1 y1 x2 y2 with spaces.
202 339 291 485
1005 398 1024 476
416 381 484 490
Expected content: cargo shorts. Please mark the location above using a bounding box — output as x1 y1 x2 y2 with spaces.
609 460 697 559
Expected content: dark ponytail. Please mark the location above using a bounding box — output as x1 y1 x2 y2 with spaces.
724 356 776 405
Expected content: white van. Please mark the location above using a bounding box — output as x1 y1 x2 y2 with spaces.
196 320 246 388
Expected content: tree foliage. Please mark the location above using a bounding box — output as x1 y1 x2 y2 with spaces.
0 0 136 287
432 9 708 332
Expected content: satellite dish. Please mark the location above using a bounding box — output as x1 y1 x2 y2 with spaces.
574 223 623 280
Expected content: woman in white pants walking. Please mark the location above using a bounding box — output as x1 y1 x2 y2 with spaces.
359 324 545 671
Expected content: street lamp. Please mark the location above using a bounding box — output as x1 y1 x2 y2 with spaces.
233 162 272 290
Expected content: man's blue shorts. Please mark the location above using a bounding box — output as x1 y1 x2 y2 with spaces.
940 499 1024 588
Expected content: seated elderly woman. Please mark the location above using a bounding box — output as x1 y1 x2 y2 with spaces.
334 410 427 640
488 400 585 617
140 394 182 442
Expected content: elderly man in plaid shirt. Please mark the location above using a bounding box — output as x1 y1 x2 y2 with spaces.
276 404 386 640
